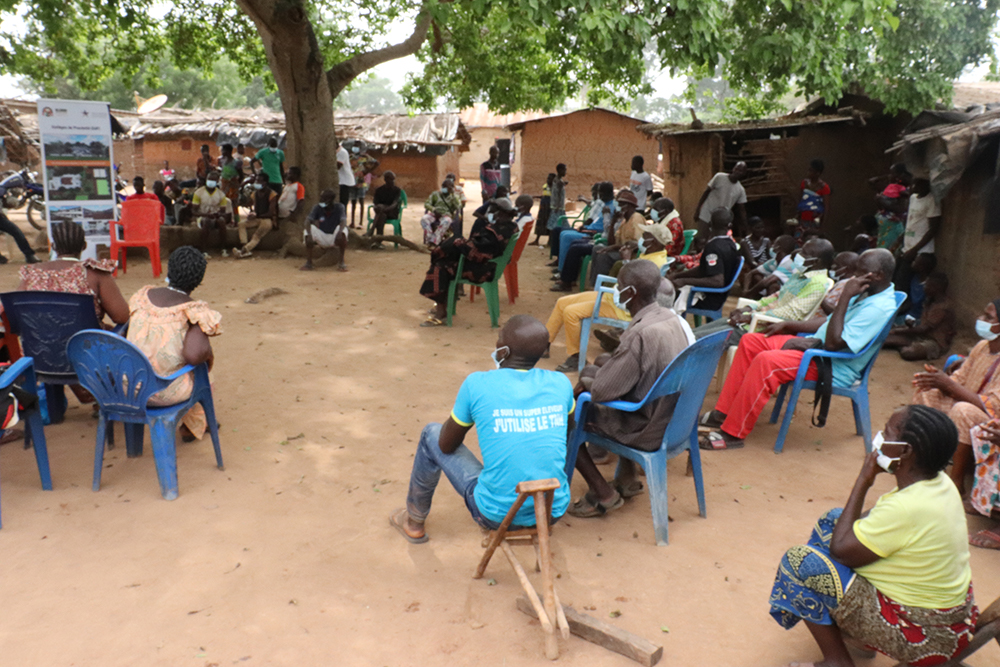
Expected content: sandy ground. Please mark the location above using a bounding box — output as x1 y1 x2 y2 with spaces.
0 197 998 667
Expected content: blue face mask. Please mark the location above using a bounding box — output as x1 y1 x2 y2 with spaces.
205 180 217 189
768 247 777 259
637 238 646 255
612 284 633 309
649 209 660 222
976 319 1000 341
490 345 509 369
253 183 263 190
441 188 448 195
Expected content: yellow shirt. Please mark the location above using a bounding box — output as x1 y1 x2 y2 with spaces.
192 187 230 216
853 471 972 608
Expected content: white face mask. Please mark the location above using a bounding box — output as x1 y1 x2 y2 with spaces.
253 183 263 190
487 212 495 223
269 147 277 153
205 180 217 189
872 431 906 473
612 284 633 309
491 345 509 369
975 319 1000 341
319 202 329 208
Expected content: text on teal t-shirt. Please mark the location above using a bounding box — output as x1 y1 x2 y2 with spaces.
451 368 574 525
257 147 285 185
809 284 897 386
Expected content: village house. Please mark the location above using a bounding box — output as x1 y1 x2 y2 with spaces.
638 95 909 247
506 108 658 201
458 103 549 184
124 107 470 198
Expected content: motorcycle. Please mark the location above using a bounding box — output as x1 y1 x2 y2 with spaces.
0 168 46 230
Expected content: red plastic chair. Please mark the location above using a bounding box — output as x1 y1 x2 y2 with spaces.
111 199 163 277
1 311 21 362
470 220 534 305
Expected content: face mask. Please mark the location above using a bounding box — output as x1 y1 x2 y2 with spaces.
487 212 495 223
612 284 633 309
351 147 360 154
975 319 1000 341
829 269 839 280
768 247 777 260
319 202 328 208
253 183 263 190
491 346 509 370
792 253 807 271
872 431 906 473
441 188 449 195
637 238 646 255
269 147 277 153
649 209 661 222
205 180 217 189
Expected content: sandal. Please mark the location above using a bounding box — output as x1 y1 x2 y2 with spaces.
698 411 724 430
567 490 624 518
614 480 645 498
699 431 744 450
420 317 445 327
969 529 1000 550
389 508 429 544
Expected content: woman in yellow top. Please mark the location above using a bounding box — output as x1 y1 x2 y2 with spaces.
769 405 978 667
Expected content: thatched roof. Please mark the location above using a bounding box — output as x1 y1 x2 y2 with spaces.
126 106 470 150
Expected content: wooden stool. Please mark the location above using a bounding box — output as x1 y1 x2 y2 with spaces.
474 478 570 660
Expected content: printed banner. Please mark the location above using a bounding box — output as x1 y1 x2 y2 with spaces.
36 99 117 256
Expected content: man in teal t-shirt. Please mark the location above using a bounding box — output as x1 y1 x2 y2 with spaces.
255 138 285 194
390 315 574 543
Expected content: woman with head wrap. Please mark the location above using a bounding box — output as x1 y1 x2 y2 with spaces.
126 246 221 441
912 298 1000 495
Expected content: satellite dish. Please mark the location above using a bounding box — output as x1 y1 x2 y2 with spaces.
135 93 168 115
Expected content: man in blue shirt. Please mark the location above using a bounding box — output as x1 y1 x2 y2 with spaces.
390 315 574 543
700 249 898 449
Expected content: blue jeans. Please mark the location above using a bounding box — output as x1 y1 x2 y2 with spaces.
407 423 546 531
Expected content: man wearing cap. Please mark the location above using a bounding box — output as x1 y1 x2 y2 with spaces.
552 189 644 292
546 222 674 372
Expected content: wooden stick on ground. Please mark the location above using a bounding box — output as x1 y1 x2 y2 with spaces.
516 597 663 667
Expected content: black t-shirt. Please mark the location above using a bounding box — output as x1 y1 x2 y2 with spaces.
308 202 345 234
373 184 401 219
253 189 276 217
696 236 741 311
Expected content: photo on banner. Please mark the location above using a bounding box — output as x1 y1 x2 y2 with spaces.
36 99 117 258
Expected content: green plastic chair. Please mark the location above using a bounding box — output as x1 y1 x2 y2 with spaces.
681 229 697 255
365 189 408 248
577 234 605 292
446 231 520 328
565 203 592 226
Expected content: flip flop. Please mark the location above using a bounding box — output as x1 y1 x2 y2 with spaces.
389 508 428 544
699 431 744 450
567 490 624 518
614 480 645 498
420 317 445 327
0 429 23 445
969 529 1000 550
698 411 724 429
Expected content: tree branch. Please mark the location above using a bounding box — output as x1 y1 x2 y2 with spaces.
326 10 432 97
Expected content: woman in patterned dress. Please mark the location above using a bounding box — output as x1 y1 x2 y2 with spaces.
769 406 978 667
126 246 221 441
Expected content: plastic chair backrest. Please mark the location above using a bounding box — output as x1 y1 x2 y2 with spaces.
66 330 174 420
847 291 907 385
511 221 533 263
688 255 746 302
492 231 521 274
399 189 408 212
0 291 100 376
646 331 732 455
681 229 697 255
117 199 162 242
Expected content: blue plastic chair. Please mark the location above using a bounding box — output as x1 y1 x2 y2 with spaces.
0 357 53 528
566 330 731 545
768 291 906 454
685 256 745 326
576 266 675 372
0 291 101 425
66 330 223 500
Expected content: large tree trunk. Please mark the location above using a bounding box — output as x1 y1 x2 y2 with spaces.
234 0 340 211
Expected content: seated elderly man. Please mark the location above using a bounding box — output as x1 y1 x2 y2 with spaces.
700 248 898 450
567 260 691 517
546 223 674 372
390 315 574 542
692 238 836 345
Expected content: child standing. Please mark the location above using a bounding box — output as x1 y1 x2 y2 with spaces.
530 173 555 246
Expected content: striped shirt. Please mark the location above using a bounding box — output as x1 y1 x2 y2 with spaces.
752 269 831 322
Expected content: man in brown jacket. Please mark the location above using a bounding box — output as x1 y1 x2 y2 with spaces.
568 259 690 517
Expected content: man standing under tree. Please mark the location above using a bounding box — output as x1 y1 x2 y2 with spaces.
695 161 748 237
336 141 355 210
629 155 653 211
255 138 285 195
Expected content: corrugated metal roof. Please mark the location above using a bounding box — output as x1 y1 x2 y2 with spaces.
505 107 650 130
458 103 550 128
638 113 854 138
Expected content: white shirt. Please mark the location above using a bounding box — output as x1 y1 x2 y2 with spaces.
629 170 653 210
903 193 941 254
515 213 533 232
336 145 355 187
697 172 747 223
